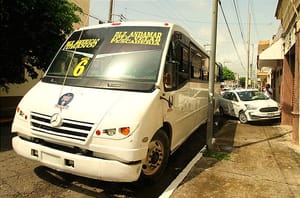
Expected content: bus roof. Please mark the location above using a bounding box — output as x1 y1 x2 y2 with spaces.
78 21 176 30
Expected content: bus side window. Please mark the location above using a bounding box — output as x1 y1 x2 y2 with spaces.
177 47 189 86
164 31 190 91
164 43 178 91
191 51 202 80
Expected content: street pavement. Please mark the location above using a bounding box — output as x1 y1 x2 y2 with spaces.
171 120 300 198
1 117 300 197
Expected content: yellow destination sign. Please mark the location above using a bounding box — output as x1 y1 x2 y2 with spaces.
64 39 100 50
110 31 162 46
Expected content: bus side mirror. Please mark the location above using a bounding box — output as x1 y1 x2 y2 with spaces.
164 61 177 89
164 72 172 88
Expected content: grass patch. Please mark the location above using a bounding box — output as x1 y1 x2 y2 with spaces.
203 151 230 161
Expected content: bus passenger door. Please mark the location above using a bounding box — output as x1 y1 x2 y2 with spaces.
163 60 192 149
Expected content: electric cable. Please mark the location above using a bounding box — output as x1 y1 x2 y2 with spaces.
219 0 246 72
232 0 247 53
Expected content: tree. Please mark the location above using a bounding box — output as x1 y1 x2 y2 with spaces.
222 66 235 81
0 0 82 91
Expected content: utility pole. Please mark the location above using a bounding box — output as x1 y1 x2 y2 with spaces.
246 11 251 88
206 0 218 150
108 0 113 23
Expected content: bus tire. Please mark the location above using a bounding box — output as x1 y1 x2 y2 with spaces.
141 129 170 183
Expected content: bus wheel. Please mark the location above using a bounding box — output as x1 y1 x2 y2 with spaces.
141 129 170 182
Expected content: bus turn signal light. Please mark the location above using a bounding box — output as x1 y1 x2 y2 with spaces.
120 127 130 136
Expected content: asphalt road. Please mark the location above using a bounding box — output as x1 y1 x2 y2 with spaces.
0 121 208 198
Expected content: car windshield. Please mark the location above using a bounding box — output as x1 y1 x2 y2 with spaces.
237 90 269 101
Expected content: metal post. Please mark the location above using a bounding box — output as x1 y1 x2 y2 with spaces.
206 0 218 150
108 0 113 23
246 12 251 88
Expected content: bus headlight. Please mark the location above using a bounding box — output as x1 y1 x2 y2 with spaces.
94 127 131 138
103 128 116 136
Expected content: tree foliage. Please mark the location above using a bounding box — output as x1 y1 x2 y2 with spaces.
0 0 82 91
222 66 235 81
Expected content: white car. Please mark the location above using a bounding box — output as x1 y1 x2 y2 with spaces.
218 89 281 124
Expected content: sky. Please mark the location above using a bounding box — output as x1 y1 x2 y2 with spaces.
87 0 281 77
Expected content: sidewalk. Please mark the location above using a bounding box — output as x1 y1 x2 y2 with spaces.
171 120 300 198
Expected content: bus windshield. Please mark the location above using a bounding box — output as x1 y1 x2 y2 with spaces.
45 26 169 91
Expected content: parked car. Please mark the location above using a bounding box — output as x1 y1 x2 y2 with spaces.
218 89 281 123
220 87 231 95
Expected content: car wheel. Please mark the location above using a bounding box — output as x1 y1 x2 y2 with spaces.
239 111 248 124
141 129 170 183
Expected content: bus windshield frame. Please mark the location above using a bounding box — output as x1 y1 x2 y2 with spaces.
43 26 170 92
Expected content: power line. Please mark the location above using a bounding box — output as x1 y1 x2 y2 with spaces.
123 5 208 44
72 0 106 24
124 7 273 25
249 0 260 43
232 0 247 51
219 0 246 72
160 0 203 43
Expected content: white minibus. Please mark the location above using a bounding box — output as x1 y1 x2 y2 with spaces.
12 21 221 182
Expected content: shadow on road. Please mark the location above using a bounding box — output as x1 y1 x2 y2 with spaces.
178 113 283 186
0 122 13 152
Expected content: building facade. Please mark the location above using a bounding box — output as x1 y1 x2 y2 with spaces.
276 0 300 145
257 38 283 103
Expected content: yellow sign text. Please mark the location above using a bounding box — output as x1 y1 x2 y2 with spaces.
64 39 100 50
110 31 162 46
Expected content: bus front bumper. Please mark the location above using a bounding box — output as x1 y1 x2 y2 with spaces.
12 136 142 182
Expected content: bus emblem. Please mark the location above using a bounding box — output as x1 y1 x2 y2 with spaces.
50 113 63 127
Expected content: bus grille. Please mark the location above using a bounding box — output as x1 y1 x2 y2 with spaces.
30 112 94 142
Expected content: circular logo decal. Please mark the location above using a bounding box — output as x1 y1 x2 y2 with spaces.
57 93 74 108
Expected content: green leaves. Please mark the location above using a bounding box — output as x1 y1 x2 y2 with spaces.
204 150 230 161
222 66 235 81
0 0 82 92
